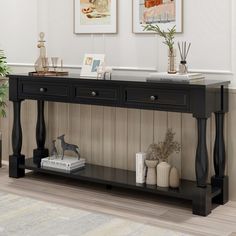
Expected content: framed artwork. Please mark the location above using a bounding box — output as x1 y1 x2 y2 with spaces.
80 54 105 77
133 0 183 33
74 0 117 34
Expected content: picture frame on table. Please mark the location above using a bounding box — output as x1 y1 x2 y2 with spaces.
80 54 105 77
132 0 183 33
74 0 117 34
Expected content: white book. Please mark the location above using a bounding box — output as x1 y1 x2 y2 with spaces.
148 72 205 81
41 156 86 170
136 152 147 184
41 162 85 171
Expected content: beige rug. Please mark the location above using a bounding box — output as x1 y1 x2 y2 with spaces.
0 191 192 236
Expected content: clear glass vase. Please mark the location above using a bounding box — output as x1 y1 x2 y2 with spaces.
168 49 177 74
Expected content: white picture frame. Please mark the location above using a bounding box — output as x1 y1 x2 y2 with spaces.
133 0 183 33
80 54 105 77
74 0 117 34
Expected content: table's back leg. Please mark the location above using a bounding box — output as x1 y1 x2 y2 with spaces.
211 111 229 204
33 100 49 166
9 101 25 178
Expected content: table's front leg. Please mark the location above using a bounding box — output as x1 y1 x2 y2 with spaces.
195 118 209 188
211 112 229 204
193 117 212 216
9 101 25 178
33 100 49 165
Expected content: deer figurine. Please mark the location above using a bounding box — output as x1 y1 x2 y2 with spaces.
50 140 58 159
57 134 80 160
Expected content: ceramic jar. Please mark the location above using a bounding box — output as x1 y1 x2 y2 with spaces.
157 161 171 187
169 167 180 188
145 160 158 185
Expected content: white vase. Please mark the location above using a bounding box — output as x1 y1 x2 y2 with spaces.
157 161 171 187
169 167 180 188
145 160 158 185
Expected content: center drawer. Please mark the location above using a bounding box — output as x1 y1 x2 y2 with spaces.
74 85 118 105
125 87 190 111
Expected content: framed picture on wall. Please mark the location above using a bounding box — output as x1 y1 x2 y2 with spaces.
74 0 117 34
80 54 105 77
133 0 183 33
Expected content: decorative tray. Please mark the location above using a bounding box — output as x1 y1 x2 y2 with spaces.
28 71 69 77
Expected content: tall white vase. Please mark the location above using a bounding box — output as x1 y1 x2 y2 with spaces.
157 161 171 187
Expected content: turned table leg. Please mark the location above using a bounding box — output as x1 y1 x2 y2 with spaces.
195 118 209 188
193 117 211 216
211 112 228 204
9 101 25 178
33 100 49 165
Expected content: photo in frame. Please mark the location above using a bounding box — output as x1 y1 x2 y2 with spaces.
80 54 105 77
133 0 183 33
74 0 117 34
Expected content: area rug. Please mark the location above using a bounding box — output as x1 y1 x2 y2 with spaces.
0 191 192 236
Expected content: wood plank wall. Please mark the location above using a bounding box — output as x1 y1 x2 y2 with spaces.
3 91 236 199
1 100 218 181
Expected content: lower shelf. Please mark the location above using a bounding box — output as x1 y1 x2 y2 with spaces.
20 158 221 201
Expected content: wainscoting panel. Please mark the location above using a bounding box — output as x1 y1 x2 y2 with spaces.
127 109 141 171
2 93 236 199
103 107 116 168
115 108 128 170
91 106 104 166
167 112 182 176
77 104 92 164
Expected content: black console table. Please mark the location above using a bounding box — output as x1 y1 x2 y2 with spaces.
8 74 230 216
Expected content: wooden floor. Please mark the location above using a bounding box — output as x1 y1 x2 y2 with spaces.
0 165 236 236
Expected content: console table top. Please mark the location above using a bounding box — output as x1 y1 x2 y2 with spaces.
10 73 230 88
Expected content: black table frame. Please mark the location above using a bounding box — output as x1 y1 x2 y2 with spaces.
8 74 230 216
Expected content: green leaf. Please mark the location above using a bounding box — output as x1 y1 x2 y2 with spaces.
143 24 176 51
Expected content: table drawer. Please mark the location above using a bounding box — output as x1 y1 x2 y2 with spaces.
74 86 118 104
19 81 69 99
125 87 189 109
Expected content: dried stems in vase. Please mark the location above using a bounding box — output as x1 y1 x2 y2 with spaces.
156 129 181 162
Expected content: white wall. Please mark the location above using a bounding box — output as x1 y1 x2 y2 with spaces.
0 0 235 84
0 0 38 63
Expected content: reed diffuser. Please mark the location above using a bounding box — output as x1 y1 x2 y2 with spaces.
178 41 191 74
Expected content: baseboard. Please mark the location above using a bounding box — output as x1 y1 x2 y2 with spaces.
2 160 9 166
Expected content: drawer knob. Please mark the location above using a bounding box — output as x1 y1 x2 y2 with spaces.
40 88 47 92
150 95 157 101
91 91 97 97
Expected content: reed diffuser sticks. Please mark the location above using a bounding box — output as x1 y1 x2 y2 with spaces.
178 41 191 62
178 41 191 74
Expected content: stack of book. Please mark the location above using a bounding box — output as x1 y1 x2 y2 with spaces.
41 156 86 173
147 72 205 82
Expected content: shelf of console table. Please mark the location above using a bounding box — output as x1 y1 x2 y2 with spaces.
8 73 230 216
21 158 221 201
